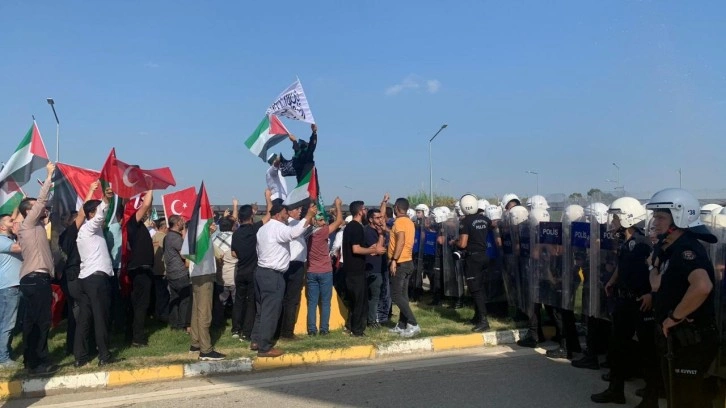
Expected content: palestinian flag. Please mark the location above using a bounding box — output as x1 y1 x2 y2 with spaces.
283 166 318 209
50 163 102 235
244 114 289 162
0 122 49 213
0 121 50 184
0 178 23 214
181 182 215 277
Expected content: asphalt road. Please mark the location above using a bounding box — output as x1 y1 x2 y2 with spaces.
7 345 667 408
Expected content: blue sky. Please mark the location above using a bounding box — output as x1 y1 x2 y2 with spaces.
1 1 725 205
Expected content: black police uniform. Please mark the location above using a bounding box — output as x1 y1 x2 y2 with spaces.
654 231 719 408
459 213 492 329
592 230 661 405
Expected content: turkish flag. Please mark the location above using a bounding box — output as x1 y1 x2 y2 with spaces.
100 148 176 198
161 187 197 222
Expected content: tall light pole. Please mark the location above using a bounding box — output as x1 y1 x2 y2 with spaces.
678 168 682 188
525 170 539 195
428 124 448 207
612 162 620 190
47 98 60 162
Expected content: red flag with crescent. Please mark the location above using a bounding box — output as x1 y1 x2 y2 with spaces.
161 187 197 223
100 148 176 199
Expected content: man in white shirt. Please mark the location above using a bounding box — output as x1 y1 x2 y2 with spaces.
277 205 311 339
75 188 115 367
265 154 288 205
251 202 315 357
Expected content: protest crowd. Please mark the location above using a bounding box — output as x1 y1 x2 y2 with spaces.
0 80 724 408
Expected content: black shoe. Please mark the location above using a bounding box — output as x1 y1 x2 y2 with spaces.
350 332 366 337
29 364 59 376
131 341 148 348
368 322 381 329
571 354 600 370
307 330 317 336
199 350 226 361
590 388 625 404
73 360 88 368
98 357 118 367
545 347 571 360
319 330 329 336
189 345 201 353
516 336 538 348
471 322 490 332
428 298 440 306
453 300 464 309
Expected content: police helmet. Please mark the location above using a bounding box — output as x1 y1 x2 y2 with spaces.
608 197 646 229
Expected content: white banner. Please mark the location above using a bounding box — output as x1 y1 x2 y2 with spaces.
265 79 316 124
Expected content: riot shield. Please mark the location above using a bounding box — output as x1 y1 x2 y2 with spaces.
588 216 618 320
702 212 726 378
501 213 522 314
410 218 425 299
567 220 590 317
520 217 537 317
533 220 564 310
441 214 464 299
485 221 508 314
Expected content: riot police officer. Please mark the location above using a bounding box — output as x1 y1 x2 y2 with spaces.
646 188 720 408
455 194 493 332
591 197 660 407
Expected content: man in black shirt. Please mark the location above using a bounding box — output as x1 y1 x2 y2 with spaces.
343 201 384 337
591 197 657 406
455 194 492 332
646 189 719 408
125 190 154 346
230 191 272 340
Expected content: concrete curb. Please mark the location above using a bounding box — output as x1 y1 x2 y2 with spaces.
0 328 529 399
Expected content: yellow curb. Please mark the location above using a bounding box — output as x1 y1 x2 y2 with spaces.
431 333 485 351
107 365 184 387
253 345 376 370
0 380 22 399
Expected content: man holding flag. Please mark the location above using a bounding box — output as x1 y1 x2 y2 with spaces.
17 162 58 375
182 183 225 361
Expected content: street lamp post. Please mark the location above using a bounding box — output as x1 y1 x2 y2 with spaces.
428 124 448 207
525 170 539 195
678 168 682 188
47 98 60 162
612 162 620 190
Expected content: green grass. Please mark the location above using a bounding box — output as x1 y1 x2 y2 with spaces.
0 297 520 381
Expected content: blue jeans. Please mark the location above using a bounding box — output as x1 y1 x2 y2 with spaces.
0 286 20 363
306 272 333 333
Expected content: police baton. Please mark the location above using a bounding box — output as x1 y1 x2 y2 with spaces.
665 334 675 408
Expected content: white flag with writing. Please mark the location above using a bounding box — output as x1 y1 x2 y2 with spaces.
265 79 316 124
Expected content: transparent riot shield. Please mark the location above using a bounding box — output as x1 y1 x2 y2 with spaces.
539 221 564 310
501 215 522 314
588 217 618 320
410 218 425 299
485 222 508 314
521 219 537 317
703 213 726 378
441 215 464 299
567 220 591 317
421 218 439 299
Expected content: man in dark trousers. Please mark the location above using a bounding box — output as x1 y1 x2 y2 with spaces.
125 189 155 347
230 190 272 340
343 201 385 337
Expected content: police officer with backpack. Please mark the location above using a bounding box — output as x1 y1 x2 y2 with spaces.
646 188 720 408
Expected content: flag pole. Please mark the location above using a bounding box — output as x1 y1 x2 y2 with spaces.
47 98 60 162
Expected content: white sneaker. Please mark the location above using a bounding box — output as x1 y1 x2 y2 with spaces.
388 324 409 334
400 324 421 338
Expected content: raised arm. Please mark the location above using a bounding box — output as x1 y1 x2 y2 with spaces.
75 181 100 229
24 162 55 226
135 190 154 222
379 193 389 221
87 200 108 233
308 124 318 154
261 189 273 225
232 198 239 222
328 197 344 231
275 203 316 242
